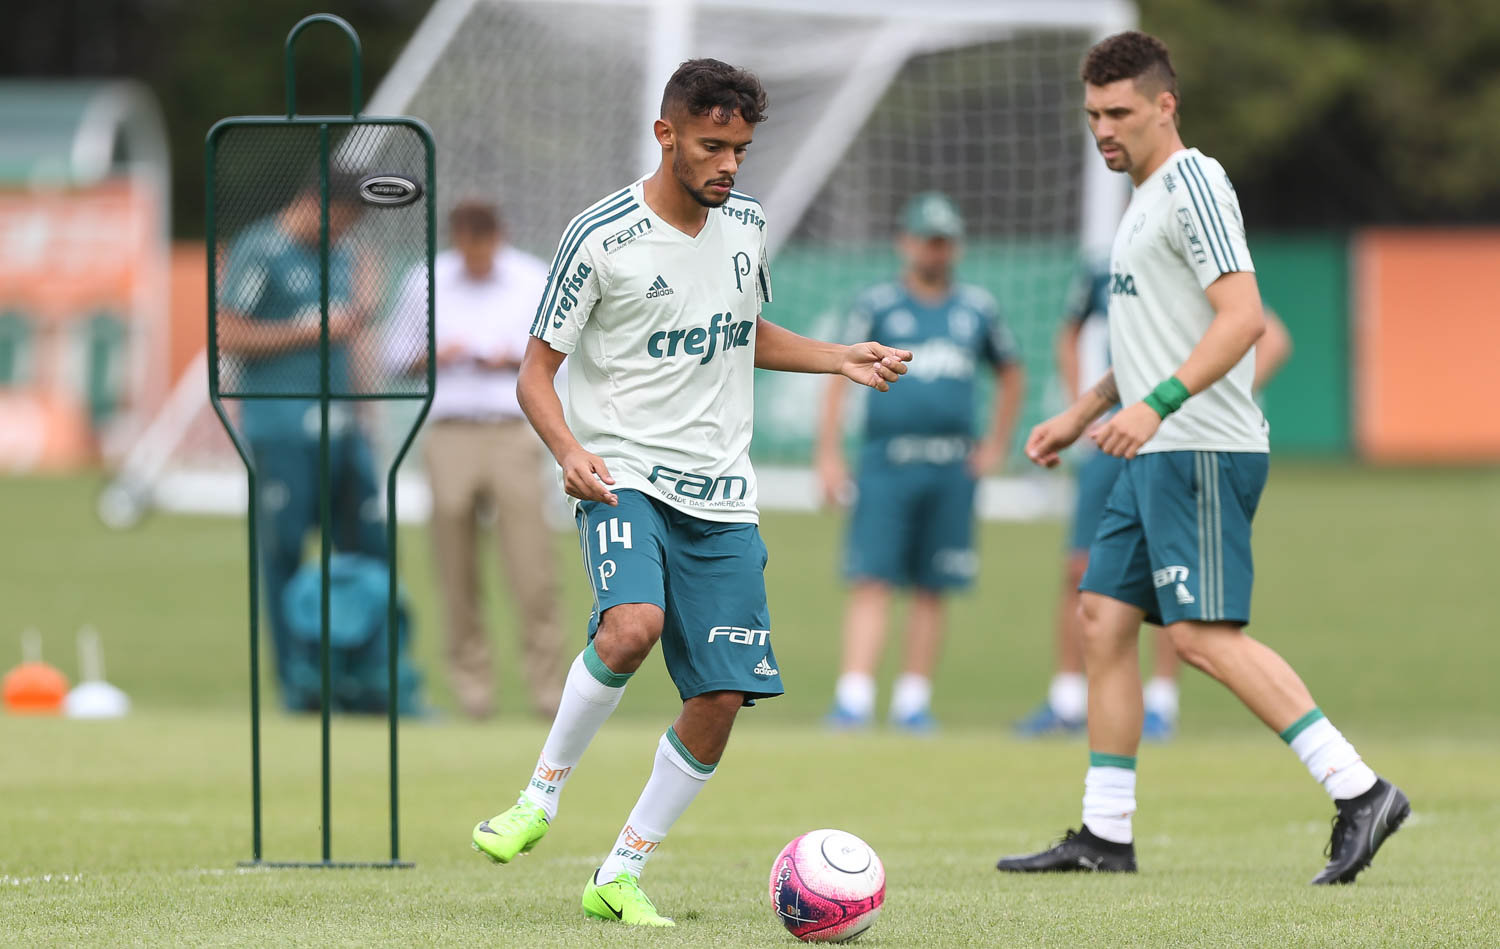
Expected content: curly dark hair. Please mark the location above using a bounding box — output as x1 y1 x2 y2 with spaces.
1081 31 1178 105
661 58 768 125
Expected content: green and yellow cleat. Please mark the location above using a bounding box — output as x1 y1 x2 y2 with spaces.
471 797 549 864
582 870 676 927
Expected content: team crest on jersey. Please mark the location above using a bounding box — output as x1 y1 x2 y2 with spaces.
947 308 977 341
731 251 752 292
886 309 917 337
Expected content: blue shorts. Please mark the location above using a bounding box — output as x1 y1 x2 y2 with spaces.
1080 450 1268 627
1069 449 1125 554
575 490 783 703
846 453 977 591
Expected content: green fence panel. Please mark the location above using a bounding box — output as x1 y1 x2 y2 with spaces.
1253 234 1350 455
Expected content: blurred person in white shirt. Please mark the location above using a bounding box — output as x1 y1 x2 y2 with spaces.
391 200 564 719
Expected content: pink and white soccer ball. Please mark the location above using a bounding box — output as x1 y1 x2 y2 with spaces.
769 829 885 942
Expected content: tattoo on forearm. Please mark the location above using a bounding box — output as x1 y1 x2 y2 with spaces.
1091 371 1119 406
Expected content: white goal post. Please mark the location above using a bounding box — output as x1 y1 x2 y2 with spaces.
103 0 1135 526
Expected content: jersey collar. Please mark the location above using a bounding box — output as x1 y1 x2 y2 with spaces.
633 176 720 247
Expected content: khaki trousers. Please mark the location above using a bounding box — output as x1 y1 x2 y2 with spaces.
424 419 564 718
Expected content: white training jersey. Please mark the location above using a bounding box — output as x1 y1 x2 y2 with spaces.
530 176 772 523
1108 147 1269 453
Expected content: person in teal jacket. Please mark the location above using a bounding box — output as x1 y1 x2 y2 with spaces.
218 177 388 709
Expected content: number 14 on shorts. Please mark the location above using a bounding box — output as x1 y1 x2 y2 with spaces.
594 517 632 592
596 517 633 553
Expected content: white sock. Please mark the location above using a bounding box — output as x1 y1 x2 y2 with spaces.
889 673 932 721
520 644 630 821
597 729 714 881
1143 676 1179 723
1082 757 1137 844
835 672 875 719
1284 710 1378 801
1049 672 1087 723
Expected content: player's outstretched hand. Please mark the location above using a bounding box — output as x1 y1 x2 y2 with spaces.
1025 409 1088 468
1091 401 1161 459
560 448 618 506
841 342 913 392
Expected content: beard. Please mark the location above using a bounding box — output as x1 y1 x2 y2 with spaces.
674 151 732 208
1099 142 1132 172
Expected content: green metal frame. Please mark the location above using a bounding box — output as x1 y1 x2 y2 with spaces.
205 13 434 870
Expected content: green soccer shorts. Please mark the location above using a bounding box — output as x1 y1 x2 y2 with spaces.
1080 450 1268 626
576 489 783 703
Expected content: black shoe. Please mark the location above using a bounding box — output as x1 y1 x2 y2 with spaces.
996 827 1137 873
1311 777 1410 885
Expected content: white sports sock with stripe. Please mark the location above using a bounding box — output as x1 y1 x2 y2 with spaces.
521 644 630 821
596 729 714 881
1283 709 1378 801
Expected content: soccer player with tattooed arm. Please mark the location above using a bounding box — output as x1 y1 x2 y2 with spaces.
996 31 1407 885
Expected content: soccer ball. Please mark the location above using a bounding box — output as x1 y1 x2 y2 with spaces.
769 829 885 943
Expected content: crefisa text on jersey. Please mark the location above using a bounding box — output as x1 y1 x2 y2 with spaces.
551 260 592 327
721 203 765 230
646 311 753 364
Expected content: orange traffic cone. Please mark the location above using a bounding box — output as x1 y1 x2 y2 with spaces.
3 629 68 715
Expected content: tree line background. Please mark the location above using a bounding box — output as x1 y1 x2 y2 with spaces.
5 0 1498 236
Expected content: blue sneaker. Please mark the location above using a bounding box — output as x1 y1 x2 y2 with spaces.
824 702 872 731
1012 701 1085 738
890 708 938 734
1141 708 1175 742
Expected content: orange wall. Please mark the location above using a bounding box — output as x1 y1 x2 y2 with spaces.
168 242 207 383
1355 229 1500 462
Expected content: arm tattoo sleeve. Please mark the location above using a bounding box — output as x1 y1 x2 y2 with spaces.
1091 370 1120 406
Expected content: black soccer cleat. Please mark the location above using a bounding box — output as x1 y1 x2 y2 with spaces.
996 827 1137 873
1311 777 1410 885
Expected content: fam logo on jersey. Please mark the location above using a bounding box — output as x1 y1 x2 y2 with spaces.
721 203 765 230
1111 271 1139 297
646 311 753 365
551 260 592 327
1162 171 1177 194
648 464 749 503
603 217 651 253
1175 208 1208 264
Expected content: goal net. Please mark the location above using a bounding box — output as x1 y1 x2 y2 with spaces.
107 0 1133 524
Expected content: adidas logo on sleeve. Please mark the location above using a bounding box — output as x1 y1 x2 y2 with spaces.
645 275 674 299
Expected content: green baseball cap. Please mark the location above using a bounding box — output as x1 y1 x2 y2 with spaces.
900 191 964 239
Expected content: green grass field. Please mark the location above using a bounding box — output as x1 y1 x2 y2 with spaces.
2 466 1498 946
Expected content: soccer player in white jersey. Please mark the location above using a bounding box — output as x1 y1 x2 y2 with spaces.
996 32 1407 884
468 59 912 926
